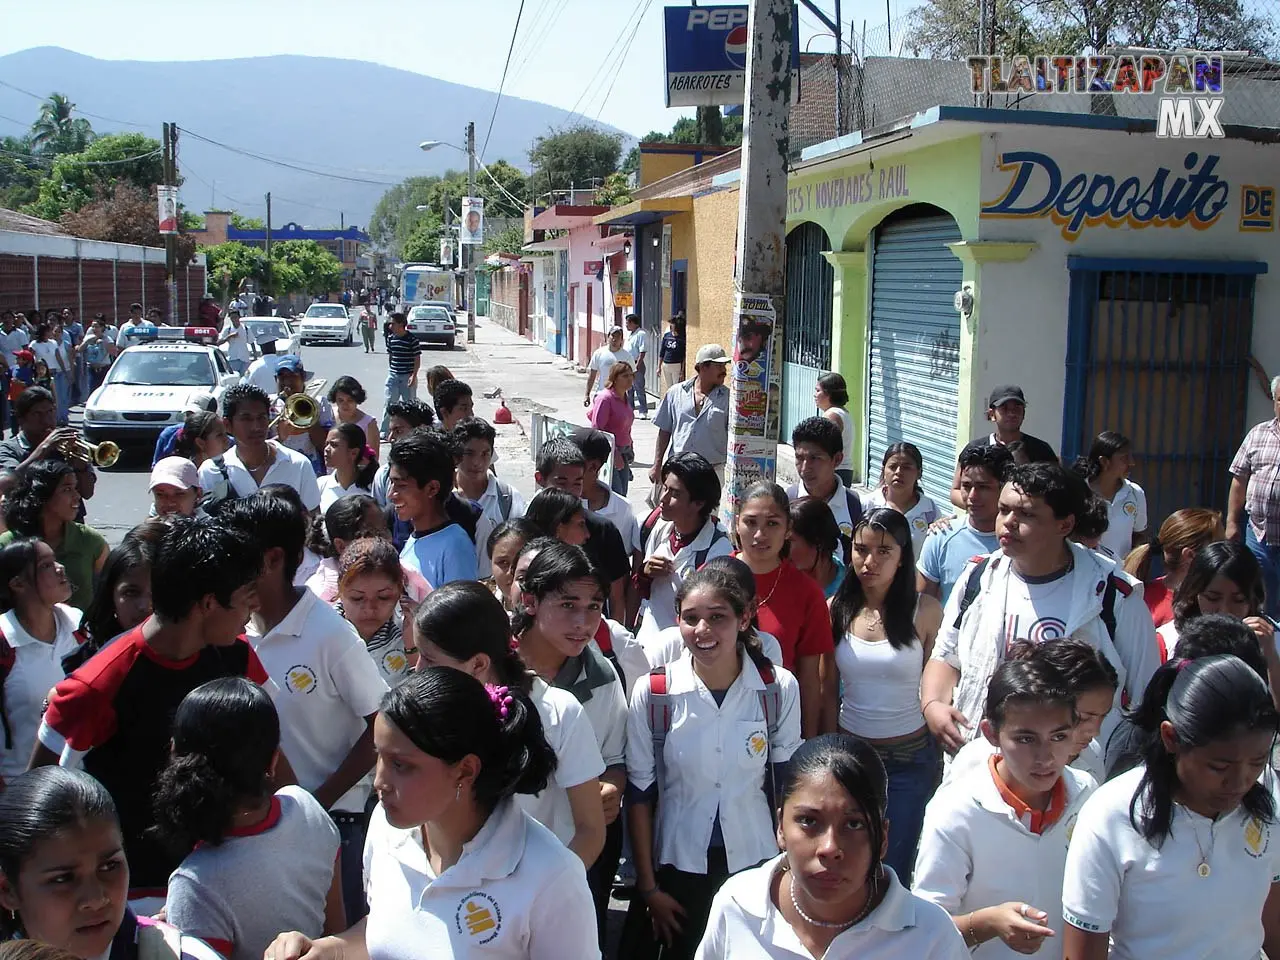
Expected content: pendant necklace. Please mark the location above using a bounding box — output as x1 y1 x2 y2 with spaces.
787 867 879 929
1180 804 1217 878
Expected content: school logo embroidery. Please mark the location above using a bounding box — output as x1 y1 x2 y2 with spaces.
455 891 502 943
1123 500 1138 517
1064 814 1078 844
382 650 408 676
912 516 929 531
1244 816 1270 858
284 665 318 694
745 730 768 759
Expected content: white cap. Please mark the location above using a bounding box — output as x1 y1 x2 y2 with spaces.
695 344 731 366
149 457 200 492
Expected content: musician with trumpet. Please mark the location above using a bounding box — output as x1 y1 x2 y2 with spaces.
0 386 84 494
270 355 333 476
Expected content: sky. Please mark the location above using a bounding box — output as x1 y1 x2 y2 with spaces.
0 0 901 139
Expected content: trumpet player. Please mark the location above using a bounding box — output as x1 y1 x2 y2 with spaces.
0 386 80 494
272 355 333 476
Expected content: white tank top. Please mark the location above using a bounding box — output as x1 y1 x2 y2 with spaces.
830 407 854 468
836 631 925 739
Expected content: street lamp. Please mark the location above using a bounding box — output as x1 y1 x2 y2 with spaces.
418 127 477 344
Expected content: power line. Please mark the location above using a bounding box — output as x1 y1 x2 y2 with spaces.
177 126 403 186
510 0 570 86
563 0 648 125
480 0 527 162
0 145 161 167
595 0 654 121
0 79 147 129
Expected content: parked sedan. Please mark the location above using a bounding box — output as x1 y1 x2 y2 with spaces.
406 304 456 349
298 303 354 345
241 318 302 358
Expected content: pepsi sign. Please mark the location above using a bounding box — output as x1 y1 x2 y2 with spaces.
662 5 798 108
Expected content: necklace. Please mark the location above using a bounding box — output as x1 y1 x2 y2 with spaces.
1179 803 1217 878
788 867 879 929
758 566 783 608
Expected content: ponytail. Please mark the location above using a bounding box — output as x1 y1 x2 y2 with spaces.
1122 541 1156 582
413 581 532 694
308 493 381 559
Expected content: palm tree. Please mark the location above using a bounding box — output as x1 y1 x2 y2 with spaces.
30 94 94 154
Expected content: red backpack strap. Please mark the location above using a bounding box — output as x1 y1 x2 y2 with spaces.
640 506 663 552
646 666 671 797
593 618 613 654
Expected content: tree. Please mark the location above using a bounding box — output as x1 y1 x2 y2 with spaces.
23 132 165 221
180 209 204 231
30 94 95 156
0 136 43 210
230 212 265 230
59 182 197 264
595 171 633 207
271 240 342 297
483 223 527 256
619 111 742 175
528 125 623 196
204 242 268 302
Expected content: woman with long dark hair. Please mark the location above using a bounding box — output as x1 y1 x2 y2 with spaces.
327 376 379 460
861 443 940 556
1062 654 1280 959
829 507 943 884
1077 431 1148 562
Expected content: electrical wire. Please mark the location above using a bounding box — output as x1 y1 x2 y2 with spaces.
0 145 162 166
479 0 527 162
0 79 147 129
595 0 653 121
510 0 570 86
177 127 403 186
563 0 648 124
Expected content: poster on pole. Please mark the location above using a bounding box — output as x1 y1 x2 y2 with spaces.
614 269 634 308
439 239 456 267
460 197 484 245
729 291 776 436
156 185 179 235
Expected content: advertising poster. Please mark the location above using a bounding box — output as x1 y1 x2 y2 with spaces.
156 185 179 235
614 269 634 308
460 197 484 245
729 291 775 436
439 239 456 267
723 436 776 514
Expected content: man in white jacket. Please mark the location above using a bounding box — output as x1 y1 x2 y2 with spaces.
921 461 1159 755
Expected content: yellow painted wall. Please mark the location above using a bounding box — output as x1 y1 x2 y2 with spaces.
640 152 698 189
688 187 739 352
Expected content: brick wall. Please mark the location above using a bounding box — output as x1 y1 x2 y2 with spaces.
0 254 206 324
489 267 527 336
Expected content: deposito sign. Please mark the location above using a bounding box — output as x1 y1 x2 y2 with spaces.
662 5 799 107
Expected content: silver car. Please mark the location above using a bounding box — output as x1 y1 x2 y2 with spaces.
298 303 355 345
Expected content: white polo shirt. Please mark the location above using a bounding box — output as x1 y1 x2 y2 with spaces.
1096 479 1148 562
246 589 389 813
198 442 321 512
1062 764 1280 960
645 625 785 673
468 475 527 579
636 516 734 644
913 759 1096 958
696 858 968 960
0 604 82 781
514 678 605 847
625 653 802 874
362 797 600 959
787 476 859 542
942 733 1106 789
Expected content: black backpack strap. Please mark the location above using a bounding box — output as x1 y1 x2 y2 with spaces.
694 524 728 569
952 555 993 630
1100 574 1130 643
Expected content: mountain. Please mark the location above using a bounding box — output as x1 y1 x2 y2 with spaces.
0 47 634 230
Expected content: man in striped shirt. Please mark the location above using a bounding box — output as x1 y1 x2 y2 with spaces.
381 312 421 435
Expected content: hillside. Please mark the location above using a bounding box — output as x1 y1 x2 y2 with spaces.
0 47 634 229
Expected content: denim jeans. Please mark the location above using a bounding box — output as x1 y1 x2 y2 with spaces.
331 811 369 927
53 371 70 424
871 728 941 886
228 358 248 375
1245 519 1280 619
381 372 413 434
627 360 649 415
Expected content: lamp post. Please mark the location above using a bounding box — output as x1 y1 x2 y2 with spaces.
420 123 477 345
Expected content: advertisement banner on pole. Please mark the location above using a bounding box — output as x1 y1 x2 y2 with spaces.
460 197 484 245
439 239 455 267
729 291 776 436
614 269 635 308
157 185 179 235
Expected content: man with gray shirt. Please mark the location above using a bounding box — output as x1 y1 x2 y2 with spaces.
648 343 732 485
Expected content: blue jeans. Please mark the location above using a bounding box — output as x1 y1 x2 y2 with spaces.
627 360 648 415
332 811 369 927
871 728 940 886
381 372 413 434
53 371 70 424
229 358 248 375
1245 520 1280 619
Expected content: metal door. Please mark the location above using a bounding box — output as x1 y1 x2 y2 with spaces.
782 223 834 441
868 206 963 504
1062 260 1261 533
637 224 664 396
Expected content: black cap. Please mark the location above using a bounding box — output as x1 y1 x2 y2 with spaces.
988 384 1026 408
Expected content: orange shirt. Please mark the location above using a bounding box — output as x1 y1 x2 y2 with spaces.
988 754 1067 835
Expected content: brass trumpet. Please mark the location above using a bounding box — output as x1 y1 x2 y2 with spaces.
268 392 319 432
60 437 121 468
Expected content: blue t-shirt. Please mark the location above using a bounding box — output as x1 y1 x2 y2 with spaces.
916 521 1000 603
400 522 477 587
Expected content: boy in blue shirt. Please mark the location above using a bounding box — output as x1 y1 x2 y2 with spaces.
388 429 478 586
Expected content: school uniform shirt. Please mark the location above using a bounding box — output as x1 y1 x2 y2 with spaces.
696 858 968 960
913 757 1097 959
247 589 389 813
942 734 1106 790
636 516 734 644
164 786 341 960
1062 764 1280 960
362 796 600 959
0 603 83 782
515 678 606 847
645 625 785 674
917 521 1001 604
317 475 372 514
786 475 860 543
37 624 269 893
862 489 942 557
107 909 227 960
400 521 478 587
626 653 802 875
551 642 629 770
468 474 527 579
588 481 642 553
1156 620 1179 662
751 559 835 671
197 442 321 512
1095 479 1148 562
599 618 652 696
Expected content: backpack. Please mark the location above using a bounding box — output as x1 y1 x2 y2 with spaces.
496 483 514 522
198 455 242 516
646 663 782 820
836 488 865 566
952 554 1131 641
639 507 728 569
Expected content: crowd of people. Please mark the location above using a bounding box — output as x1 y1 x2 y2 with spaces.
1 296 1280 960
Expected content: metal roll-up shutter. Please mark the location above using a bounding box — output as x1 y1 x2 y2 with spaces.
868 208 963 505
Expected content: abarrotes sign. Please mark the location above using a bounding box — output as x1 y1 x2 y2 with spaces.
662 5 799 107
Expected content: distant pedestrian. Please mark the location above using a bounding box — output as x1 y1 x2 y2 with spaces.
649 343 731 486
359 302 377 352
658 313 685 396
624 313 648 418
218 307 251 375
584 326 631 404
588 361 636 496
1228 374 1280 618
814 371 854 486
380 313 420 436
949 385 1057 509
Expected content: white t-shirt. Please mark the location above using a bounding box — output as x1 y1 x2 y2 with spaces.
220 319 252 365
30 338 63 374
827 406 855 469
588 347 632 393
625 328 648 364
1096 479 1148 562
989 565 1078 647
198 442 321 512
318 475 372 514
362 798 600 959
247 589 389 812
0 327 29 368
0 604 83 781
1062 765 1280 960
862 489 942 557
244 355 281 395
515 678 605 847
697 857 968 960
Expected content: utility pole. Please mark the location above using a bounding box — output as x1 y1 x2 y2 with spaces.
265 193 273 296
465 120 476 344
721 0 793 526
162 122 178 324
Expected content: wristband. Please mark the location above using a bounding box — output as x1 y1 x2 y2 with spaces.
637 883 659 900
922 698 942 714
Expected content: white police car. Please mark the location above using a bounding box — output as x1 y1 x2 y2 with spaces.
82 326 241 446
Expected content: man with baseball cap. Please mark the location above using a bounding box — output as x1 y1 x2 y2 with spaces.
272 355 333 475
948 384 1058 509
149 456 205 518
584 326 633 404
649 343 732 485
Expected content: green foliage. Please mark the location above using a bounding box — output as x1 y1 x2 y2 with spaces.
205 242 268 302
230 212 265 230
0 136 43 210
30 94 96 156
59 183 197 265
180 208 204 231
528 125 622 195
270 240 342 297
483 223 527 256
595 171 633 207
619 111 742 175
22 132 164 221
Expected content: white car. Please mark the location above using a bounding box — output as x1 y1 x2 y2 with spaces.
298 303 354 345
406 304 456 349
82 340 240 446
241 318 302 358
